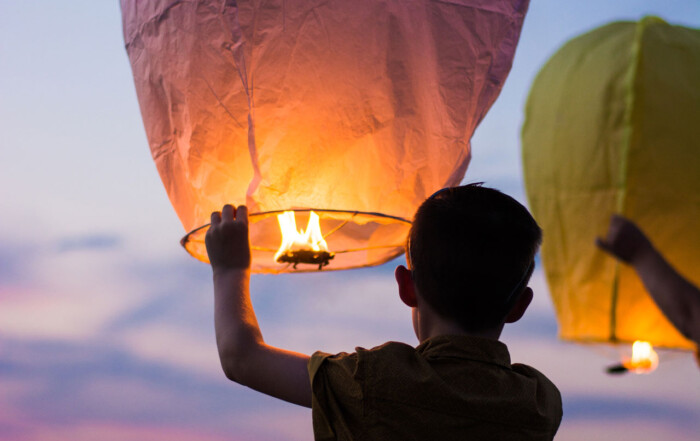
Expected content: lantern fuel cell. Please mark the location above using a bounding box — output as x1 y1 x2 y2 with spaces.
273 211 334 270
121 0 529 273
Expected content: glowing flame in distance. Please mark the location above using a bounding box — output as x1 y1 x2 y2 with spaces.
623 340 659 374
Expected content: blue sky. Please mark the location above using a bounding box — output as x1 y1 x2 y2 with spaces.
1 1 699 440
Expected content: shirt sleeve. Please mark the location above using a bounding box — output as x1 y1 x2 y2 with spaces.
511 363 563 437
308 350 365 441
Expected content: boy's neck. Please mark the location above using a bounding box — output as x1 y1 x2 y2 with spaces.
419 320 502 343
414 301 503 343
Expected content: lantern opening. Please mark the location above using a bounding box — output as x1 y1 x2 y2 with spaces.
274 211 335 270
180 209 411 273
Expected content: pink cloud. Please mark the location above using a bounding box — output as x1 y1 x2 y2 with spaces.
0 418 252 441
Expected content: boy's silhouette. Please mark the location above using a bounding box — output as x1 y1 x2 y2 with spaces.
205 184 562 440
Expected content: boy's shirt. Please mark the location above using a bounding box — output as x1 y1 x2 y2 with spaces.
308 335 562 441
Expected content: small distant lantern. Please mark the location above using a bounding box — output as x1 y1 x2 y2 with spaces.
121 0 528 273
522 17 699 362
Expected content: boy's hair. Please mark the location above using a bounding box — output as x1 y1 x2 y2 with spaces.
407 183 542 332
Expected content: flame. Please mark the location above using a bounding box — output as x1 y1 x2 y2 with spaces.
274 211 329 262
623 340 659 374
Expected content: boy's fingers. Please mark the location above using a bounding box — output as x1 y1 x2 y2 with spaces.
222 204 235 222
210 211 222 225
236 205 249 225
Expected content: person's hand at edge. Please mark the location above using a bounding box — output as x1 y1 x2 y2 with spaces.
596 214 653 264
205 204 252 272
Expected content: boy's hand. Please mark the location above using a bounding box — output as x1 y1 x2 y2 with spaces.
596 215 653 265
205 204 252 272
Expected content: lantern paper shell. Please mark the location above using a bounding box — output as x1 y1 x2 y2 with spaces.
121 0 528 273
522 18 699 349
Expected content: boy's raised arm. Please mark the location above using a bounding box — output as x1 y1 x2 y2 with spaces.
206 205 312 408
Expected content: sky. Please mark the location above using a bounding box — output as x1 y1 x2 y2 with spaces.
1 1 699 440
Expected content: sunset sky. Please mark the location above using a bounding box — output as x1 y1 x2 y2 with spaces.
1 1 699 440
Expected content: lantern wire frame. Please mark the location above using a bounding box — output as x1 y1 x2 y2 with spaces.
181 209 412 273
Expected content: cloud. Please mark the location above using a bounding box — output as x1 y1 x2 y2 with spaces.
0 232 123 292
55 233 122 253
564 395 699 426
0 419 255 441
0 240 40 286
558 419 699 441
0 237 210 340
112 323 221 377
0 336 312 441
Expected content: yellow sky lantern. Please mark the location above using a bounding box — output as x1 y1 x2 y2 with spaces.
522 17 699 361
121 0 528 273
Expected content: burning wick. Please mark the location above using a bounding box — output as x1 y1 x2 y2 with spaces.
606 340 659 375
274 211 335 269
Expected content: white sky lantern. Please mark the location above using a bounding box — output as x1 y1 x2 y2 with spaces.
121 0 528 273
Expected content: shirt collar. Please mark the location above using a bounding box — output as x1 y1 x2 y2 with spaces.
416 334 512 369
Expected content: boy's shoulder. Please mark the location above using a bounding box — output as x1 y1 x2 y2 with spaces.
310 335 561 440
311 334 554 381
311 335 561 410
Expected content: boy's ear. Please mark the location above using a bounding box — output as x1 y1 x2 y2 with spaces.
395 265 418 307
504 287 533 324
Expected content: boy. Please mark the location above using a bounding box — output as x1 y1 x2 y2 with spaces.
205 184 562 440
